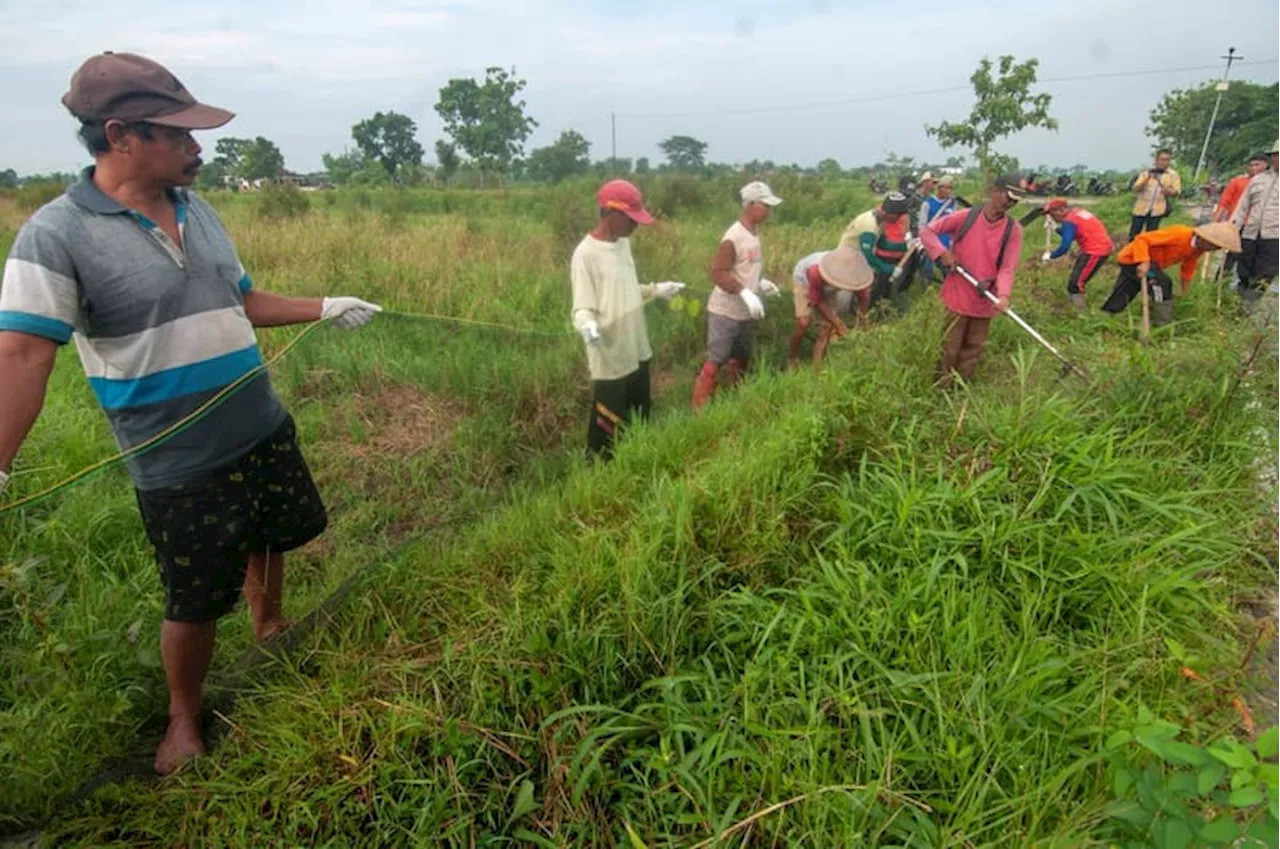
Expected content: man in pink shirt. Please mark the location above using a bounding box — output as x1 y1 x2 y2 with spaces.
920 174 1026 388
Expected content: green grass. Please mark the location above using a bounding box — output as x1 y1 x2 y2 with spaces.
1 184 1275 846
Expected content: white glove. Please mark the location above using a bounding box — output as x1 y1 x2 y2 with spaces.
578 320 602 346
1041 251 1052 262
758 279 781 298
908 238 923 252
740 288 766 319
321 296 382 329
651 281 686 300
0 470 8 495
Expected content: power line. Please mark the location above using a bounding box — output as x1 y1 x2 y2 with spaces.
613 59 1278 120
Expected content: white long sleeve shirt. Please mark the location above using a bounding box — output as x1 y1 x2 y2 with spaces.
570 234 655 381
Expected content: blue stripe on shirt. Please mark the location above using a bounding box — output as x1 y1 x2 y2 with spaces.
88 344 264 410
0 310 74 343
238 273 252 293
1050 222 1077 259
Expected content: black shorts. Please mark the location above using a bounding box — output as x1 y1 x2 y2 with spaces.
1239 237 1279 286
135 415 328 623
587 361 652 459
1066 253 1109 295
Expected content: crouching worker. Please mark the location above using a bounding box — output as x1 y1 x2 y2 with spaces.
787 246 870 367
1042 197 1114 312
920 174 1026 388
571 180 685 459
1100 222 1241 326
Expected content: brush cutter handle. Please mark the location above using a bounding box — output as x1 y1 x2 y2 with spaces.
952 264 1091 382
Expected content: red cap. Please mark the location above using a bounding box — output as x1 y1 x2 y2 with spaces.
596 180 653 225
1044 197 1069 213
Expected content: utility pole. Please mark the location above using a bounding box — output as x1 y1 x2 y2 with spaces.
1192 47 1242 183
610 112 617 165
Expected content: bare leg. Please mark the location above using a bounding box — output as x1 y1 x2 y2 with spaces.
156 619 216 774
787 316 811 368
812 321 834 364
243 551 289 642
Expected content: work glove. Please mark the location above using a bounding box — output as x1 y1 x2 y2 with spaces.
578 320 602 346
758 279 781 298
908 238 923 252
0 469 8 496
651 281 686 300
740 288 766 319
1041 251 1052 262
321 296 382 329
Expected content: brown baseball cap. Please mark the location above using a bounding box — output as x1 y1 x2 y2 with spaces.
61 52 234 129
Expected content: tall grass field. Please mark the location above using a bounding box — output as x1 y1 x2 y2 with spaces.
1 178 1276 847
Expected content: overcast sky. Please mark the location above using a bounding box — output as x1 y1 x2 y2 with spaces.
2 0 1277 176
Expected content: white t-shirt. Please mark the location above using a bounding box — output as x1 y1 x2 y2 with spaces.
708 220 763 321
570 234 654 381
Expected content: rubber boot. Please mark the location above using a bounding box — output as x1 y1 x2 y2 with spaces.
723 359 745 388
1069 293 1087 314
691 365 718 411
1151 300 1174 327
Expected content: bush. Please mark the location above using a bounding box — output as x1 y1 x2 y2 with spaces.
255 183 310 220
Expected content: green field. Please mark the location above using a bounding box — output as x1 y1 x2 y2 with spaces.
1 179 1276 846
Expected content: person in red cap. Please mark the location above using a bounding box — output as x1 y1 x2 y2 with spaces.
0 52 382 775
571 180 685 458
1040 198 1115 312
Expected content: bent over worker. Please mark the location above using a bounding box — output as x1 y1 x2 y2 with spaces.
1041 197 1114 312
571 180 685 459
920 174 1026 388
0 53 381 775
786 246 869 367
692 181 782 410
1100 222 1242 325
839 192 916 313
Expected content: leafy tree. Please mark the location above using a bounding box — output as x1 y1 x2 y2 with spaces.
213 136 284 183
658 135 709 171
321 150 388 186
434 67 537 178
944 154 966 168
0 168 20 189
434 140 460 184
525 130 591 182
817 158 842 179
1146 81 1278 176
635 157 651 175
927 55 1057 178
195 160 228 191
352 111 425 180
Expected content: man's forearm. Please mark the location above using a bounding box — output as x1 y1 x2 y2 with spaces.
0 342 56 473
243 290 324 327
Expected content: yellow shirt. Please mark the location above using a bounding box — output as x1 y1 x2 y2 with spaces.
1131 168 1181 217
570 234 654 381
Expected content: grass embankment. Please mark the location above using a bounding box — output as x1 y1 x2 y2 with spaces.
1 185 1276 845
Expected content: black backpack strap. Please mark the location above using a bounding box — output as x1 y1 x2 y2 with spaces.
994 217 1015 271
953 205 983 247
954 206 1017 282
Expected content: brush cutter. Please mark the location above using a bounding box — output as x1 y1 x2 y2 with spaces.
952 264 1091 382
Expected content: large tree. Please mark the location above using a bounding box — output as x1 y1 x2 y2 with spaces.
434 140 460 184
210 136 284 184
352 111 425 180
434 67 537 178
1146 81 1278 176
525 130 591 182
658 135 708 171
926 55 1057 179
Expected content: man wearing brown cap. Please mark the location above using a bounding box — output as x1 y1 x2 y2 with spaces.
0 52 381 774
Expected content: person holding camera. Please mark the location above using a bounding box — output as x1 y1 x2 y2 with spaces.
1128 149 1181 240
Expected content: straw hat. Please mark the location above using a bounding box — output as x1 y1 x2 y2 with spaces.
1193 221 1243 254
818 246 872 292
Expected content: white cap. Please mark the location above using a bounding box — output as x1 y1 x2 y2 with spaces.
918 171 936 183
741 181 782 207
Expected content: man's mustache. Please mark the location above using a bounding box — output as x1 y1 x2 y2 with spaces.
183 157 203 175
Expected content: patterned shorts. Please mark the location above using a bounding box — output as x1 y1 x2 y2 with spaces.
134 416 328 623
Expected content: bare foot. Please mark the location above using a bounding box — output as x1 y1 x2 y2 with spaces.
253 617 293 644
154 716 205 775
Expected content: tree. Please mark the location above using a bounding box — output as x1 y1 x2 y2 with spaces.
817 158 842 179
321 150 388 186
926 55 1057 178
658 135 709 171
525 130 591 182
352 111 425 180
944 154 966 168
0 168 20 189
1146 81 1278 176
434 140 460 184
434 67 537 178
635 157 651 175
213 136 284 183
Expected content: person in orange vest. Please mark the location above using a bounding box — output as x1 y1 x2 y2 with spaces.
1213 153 1269 282
1040 198 1114 312
1100 222 1242 326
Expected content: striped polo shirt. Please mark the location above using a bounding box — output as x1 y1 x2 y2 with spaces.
0 168 285 490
